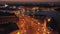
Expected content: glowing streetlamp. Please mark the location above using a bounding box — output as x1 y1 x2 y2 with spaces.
17 32 21 34
5 4 8 7
47 18 51 22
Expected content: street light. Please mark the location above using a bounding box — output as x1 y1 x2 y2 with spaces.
17 32 20 34
5 4 8 7
47 18 51 22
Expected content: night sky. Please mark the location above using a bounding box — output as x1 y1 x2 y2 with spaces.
0 0 60 2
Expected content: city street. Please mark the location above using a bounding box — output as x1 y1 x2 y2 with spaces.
10 13 49 34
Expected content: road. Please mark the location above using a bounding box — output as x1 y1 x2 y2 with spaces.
10 13 51 34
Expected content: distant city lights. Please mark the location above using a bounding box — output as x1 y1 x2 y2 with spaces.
17 32 20 34
47 18 51 22
5 4 8 7
13 6 16 9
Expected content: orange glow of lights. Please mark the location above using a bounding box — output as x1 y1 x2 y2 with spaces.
28 16 30 17
17 32 20 34
21 14 25 16
43 19 46 34
16 13 49 34
24 30 27 32
43 33 46 34
14 11 20 16
38 23 40 25
21 23 24 26
36 31 40 34
38 28 40 31
47 32 50 34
